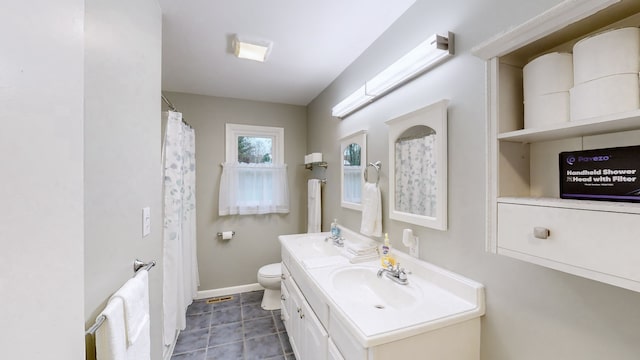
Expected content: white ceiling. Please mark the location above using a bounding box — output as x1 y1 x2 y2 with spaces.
158 0 416 106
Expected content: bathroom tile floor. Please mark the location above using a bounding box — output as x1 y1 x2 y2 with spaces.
171 290 296 360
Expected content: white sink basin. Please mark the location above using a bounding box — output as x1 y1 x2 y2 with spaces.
312 262 480 339
285 234 343 259
329 266 422 310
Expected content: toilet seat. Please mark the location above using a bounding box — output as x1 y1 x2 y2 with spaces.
259 263 281 278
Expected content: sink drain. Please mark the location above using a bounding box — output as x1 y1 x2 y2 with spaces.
374 304 385 309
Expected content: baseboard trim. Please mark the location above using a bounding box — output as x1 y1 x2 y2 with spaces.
196 283 264 300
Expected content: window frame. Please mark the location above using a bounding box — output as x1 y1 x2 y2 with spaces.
225 123 285 165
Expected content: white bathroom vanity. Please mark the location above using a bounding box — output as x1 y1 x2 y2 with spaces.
278 228 485 360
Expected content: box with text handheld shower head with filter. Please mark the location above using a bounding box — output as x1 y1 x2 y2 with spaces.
559 145 640 203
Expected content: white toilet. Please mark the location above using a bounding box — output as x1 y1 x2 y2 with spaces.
257 262 282 310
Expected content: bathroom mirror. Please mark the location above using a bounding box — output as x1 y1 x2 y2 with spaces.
386 100 448 230
340 130 367 210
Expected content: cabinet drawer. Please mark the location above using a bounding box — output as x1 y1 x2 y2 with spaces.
497 202 640 286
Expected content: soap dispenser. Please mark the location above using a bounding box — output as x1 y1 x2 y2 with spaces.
330 218 340 238
380 233 396 267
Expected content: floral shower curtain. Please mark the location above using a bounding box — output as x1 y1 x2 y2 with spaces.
394 134 437 217
162 111 199 345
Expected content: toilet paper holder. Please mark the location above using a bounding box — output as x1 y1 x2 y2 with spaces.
217 231 236 239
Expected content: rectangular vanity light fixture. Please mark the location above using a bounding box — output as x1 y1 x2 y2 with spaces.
332 32 454 119
331 85 374 118
366 33 454 96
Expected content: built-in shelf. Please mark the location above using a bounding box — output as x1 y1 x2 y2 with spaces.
305 161 327 170
475 0 640 292
497 196 640 214
498 109 640 143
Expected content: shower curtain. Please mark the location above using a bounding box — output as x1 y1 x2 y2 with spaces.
162 111 199 346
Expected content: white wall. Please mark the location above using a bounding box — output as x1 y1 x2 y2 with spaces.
0 1 86 359
84 0 163 359
161 92 307 291
307 0 640 359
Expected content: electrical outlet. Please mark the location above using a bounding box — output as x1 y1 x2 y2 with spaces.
409 236 419 258
142 207 151 237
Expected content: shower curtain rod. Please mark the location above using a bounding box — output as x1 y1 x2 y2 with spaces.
162 94 191 127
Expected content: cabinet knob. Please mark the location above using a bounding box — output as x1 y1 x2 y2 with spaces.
299 313 304 319
533 227 550 239
281 274 286 280
281 294 286 301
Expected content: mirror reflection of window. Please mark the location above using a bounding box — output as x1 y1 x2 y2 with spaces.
343 143 362 204
394 125 437 217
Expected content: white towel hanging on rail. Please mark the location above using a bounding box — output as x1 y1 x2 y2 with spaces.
95 297 127 360
360 182 382 237
308 179 321 233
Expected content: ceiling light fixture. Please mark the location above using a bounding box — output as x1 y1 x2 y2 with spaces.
233 35 273 63
332 32 454 119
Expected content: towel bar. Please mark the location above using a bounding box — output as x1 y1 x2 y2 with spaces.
364 161 382 184
85 259 156 335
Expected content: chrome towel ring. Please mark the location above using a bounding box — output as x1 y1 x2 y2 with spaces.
363 161 382 184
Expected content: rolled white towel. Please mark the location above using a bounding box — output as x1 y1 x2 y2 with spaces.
341 249 379 264
346 247 377 256
345 239 378 254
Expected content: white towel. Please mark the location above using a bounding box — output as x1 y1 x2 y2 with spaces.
126 319 150 360
347 247 377 256
95 297 127 360
341 249 379 264
307 179 321 233
110 271 150 360
346 240 378 255
360 182 382 237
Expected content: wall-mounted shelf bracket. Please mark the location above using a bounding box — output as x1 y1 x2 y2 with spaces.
305 161 328 170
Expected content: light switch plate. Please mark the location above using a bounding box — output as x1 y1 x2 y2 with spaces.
142 207 151 237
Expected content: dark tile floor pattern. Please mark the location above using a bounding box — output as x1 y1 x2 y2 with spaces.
171 290 296 360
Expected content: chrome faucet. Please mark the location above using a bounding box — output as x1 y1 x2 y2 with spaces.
325 234 345 247
377 263 409 285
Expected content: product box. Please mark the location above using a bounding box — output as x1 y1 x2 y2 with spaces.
559 145 640 202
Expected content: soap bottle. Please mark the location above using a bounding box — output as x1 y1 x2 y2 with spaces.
330 218 340 237
380 233 396 267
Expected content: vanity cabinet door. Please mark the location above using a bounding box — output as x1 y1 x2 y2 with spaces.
289 286 303 358
280 281 291 334
328 338 345 360
287 273 329 360
302 298 328 360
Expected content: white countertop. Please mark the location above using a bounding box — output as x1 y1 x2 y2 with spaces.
279 227 485 348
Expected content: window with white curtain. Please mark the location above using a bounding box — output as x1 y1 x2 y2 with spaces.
219 124 289 215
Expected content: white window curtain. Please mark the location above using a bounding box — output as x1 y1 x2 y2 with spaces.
219 162 290 215
395 134 437 217
162 111 199 346
343 165 362 203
